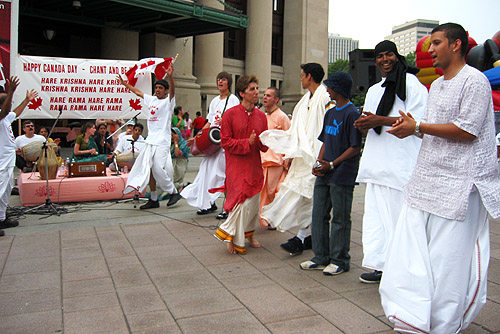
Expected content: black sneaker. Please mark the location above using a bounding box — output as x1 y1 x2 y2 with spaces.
11 187 19 196
0 217 19 229
0 229 4 237
208 203 218 213
303 235 312 250
359 270 382 284
140 199 159 210
166 193 182 207
280 236 304 256
216 211 228 220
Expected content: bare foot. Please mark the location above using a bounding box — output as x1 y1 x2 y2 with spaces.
247 235 261 248
259 218 269 229
226 241 238 254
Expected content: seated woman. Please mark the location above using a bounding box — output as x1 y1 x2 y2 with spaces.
71 122 107 162
39 126 62 164
94 123 114 166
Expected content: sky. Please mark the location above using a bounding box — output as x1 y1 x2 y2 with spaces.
328 0 500 49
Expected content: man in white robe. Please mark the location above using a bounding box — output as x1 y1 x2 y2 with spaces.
260 63 330 255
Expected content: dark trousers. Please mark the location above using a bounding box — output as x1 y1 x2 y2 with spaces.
310 177 354 271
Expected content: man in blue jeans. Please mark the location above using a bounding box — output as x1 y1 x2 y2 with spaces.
300 71 362 275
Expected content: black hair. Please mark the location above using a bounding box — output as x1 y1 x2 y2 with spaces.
196 111 201 117
216 71 233 91
174 106 182 115
133 123 144 131
22 120 34 127
155 79 169 90
300 63 325 84
80 121 95 135
432 23 468 57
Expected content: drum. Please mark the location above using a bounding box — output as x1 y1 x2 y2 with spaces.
191 127 221 156
116 151 140 169
21 141 43 162
37 145 59 180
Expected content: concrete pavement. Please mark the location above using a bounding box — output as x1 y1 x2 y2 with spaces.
1 155 499 333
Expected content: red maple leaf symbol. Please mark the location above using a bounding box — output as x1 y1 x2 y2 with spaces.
28 97 43 110
129 98 142 111
151 111 155 115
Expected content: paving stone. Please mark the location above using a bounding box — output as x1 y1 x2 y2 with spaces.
62 277 115 298
64 306 128 334
96 228 129 243
177 309 269 334
0 309 62 334
62 256 109 282
100 241 136 258
122 223 169 236
116 284 166 315
241 247 290 270
8 241 60 259
131 325 182 334
188 244 246 266
142 255 204 276
154 268 222 295
0 236 13 253
61 236 100 250
126 310 176 332
61 228 97 240
0 270 60 292
180 233 221 247
0 287 61 316
266 314 343 333
310 298 391 333
472 299 500 332
262 266 322 292
163 287 244 320
126 232 179 247
134 243 190 260
291 285 342 305
340 284 385 317
2 255 60 275
63 292 119 312
62 245 104 259
233 284 316 324
220 273 274 291
207 261 261 280
108 262 152 288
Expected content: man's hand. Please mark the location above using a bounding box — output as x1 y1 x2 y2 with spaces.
312 159 331 176
117 75 126 86
54 138 61 145
353 111 379 131
387 111 416 139
165 63 173 77
89 148 97 155
26 89 38 102
7 76 20 93
249 130 256 145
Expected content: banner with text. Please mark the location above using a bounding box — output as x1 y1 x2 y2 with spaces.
15 55 152 119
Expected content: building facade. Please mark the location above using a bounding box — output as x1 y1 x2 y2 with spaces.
385 19 439 56
328 33 359 63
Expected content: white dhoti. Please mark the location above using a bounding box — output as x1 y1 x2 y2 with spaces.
0 167 14 220
124 144 176 195
361 183 405 271
380 191 489 334
261 184 312 231
214 193 260 254
181 149 225 210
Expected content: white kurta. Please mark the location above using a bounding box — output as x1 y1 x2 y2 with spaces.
356 73 428 270
259 84 330 231
181 94 239 210
0 112 16 220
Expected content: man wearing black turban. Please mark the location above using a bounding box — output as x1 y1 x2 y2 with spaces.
353 40 428 284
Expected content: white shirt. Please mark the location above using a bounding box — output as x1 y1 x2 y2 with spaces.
356 73 428 190
208 94 240 128
0 112 17 168
14 133 46 150
496 132 500 146
143 94 175 146
405 65 500 220
114 134 146 155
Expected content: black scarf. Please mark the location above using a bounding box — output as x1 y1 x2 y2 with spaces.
373 41 419 134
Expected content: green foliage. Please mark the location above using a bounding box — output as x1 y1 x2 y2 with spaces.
405 51 416 67
328 59 350 76
351 93 366 108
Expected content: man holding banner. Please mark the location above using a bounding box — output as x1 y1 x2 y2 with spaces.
117 60 182 209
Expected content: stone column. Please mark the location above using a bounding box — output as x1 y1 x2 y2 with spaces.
101 28 139 60
245 0 273 91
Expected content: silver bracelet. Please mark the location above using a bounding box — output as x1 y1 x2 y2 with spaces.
414 121 422 137
329 161 335 170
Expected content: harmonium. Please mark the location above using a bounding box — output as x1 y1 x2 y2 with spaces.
68 161 106 178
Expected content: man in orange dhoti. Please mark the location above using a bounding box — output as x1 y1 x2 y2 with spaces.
259 87 291 228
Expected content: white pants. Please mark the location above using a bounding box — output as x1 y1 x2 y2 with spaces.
124 144 176 195
0 167 14 221
361 183 405 271
380 191 489 334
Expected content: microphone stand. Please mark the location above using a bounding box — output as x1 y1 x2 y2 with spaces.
116 137 146 208
106 112 141 141
25 109 65 217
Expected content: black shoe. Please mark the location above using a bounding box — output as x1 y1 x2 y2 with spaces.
303 235 312 250
197 209 210 215
0 217 19 229
280 236 304 256
216 211 228 220
359 270 382 284
208 203 218 213
140 199 159 210
167 193 182 207
0 229 4 237
11 187 19 196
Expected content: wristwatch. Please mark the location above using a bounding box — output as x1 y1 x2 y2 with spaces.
329 161 335 170
414 121 422 137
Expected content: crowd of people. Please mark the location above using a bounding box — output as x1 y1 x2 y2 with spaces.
1 22 499 333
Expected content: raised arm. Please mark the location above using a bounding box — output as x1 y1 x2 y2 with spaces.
117 75 144 99
13 89 38 118
165 64 175 100
0 76 19 120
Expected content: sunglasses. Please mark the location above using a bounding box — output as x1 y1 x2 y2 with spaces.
25 125 34 128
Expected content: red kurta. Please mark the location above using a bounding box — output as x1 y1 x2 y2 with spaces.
221 104 268 212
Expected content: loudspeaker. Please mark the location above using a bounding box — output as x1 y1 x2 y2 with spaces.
349 49 381 95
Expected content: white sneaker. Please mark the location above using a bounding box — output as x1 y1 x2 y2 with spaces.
299 260 325 270
323 263 344 276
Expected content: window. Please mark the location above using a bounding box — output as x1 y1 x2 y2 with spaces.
223 0 247 60
271 0 284 66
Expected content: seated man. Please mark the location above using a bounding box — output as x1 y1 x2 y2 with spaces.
15 120 46 172
109 123 145 171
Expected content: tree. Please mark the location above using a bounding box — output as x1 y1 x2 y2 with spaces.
351 93 365 108
328 59 349 76
405 51 416 67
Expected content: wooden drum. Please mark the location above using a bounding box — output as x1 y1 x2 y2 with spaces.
191 127 221 156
